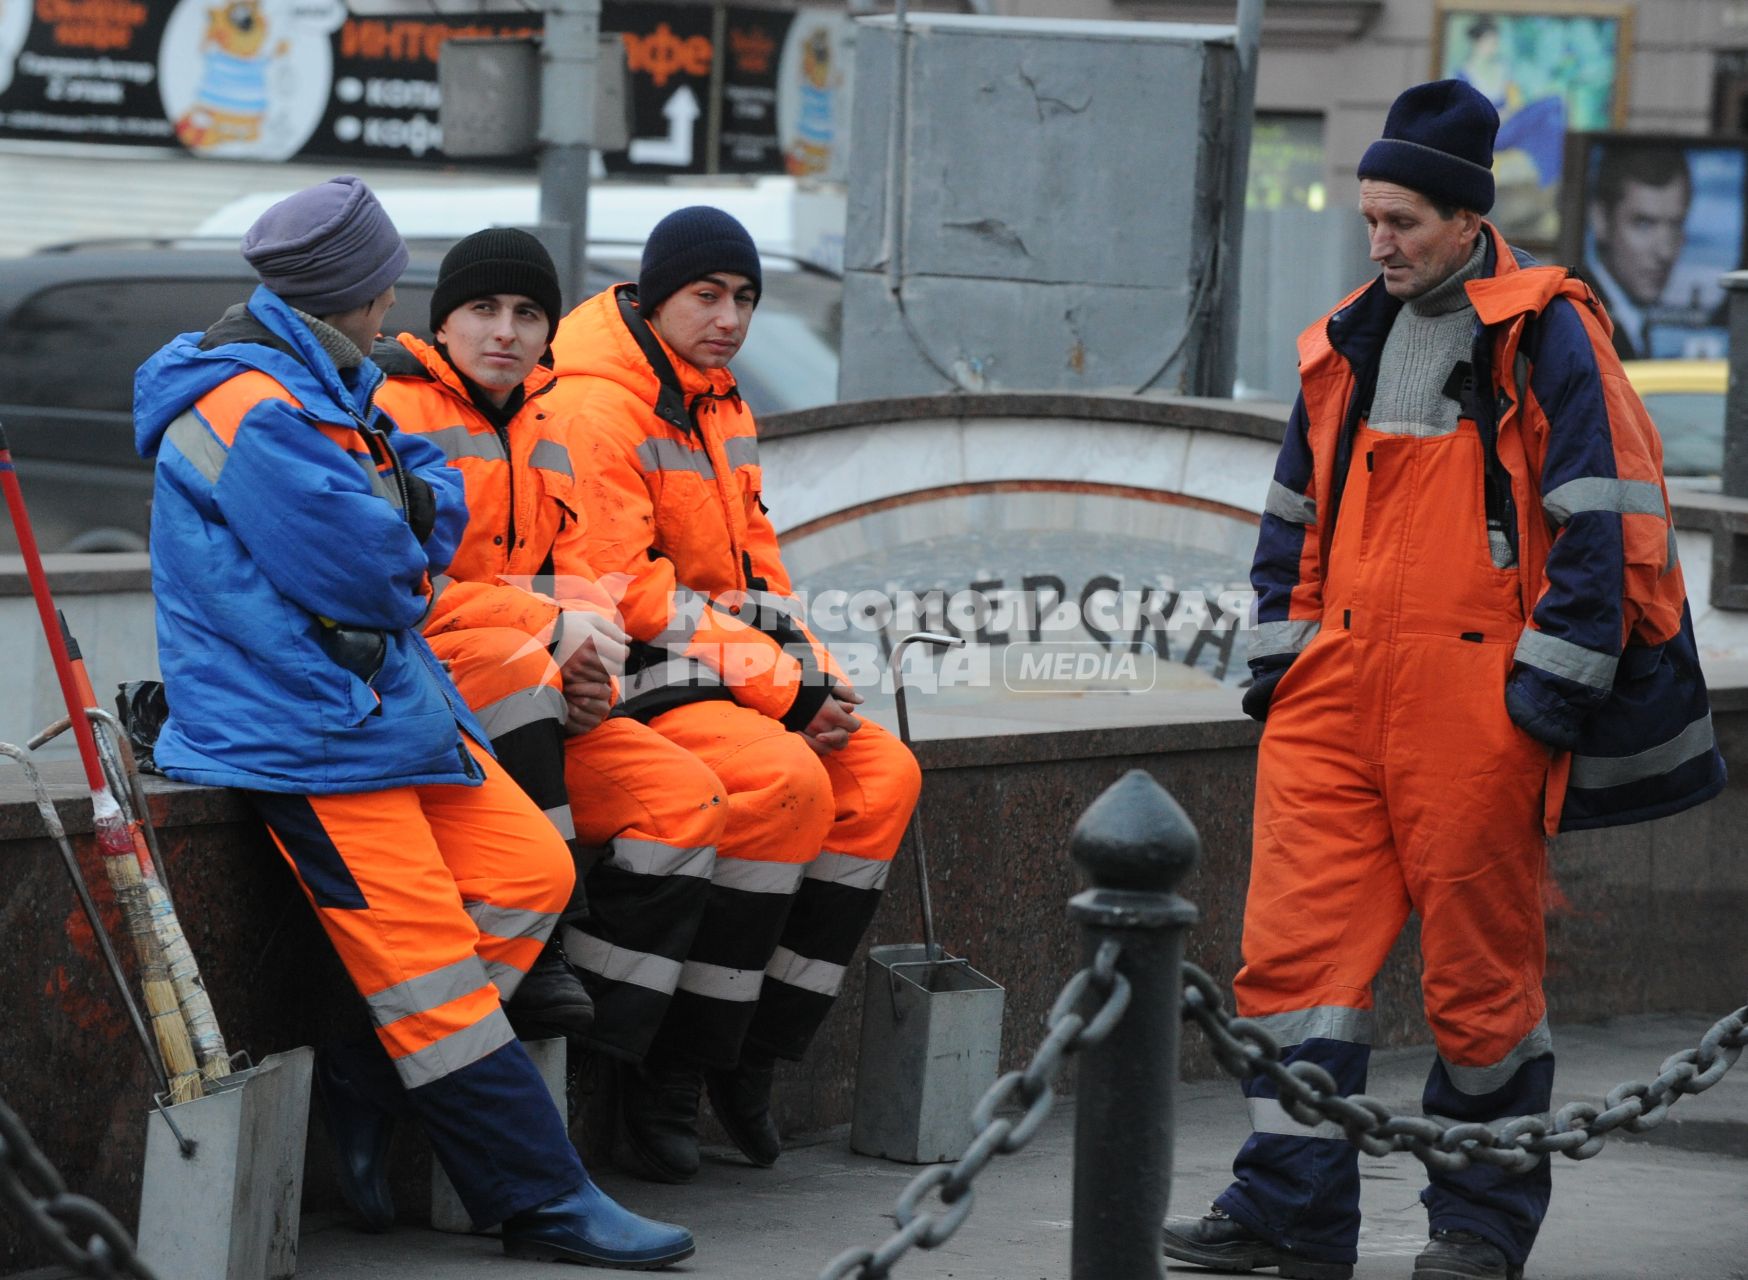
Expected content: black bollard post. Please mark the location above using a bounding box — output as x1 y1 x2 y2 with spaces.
1068 769 1201 1280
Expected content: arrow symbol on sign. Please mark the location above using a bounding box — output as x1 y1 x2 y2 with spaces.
628 85 701 167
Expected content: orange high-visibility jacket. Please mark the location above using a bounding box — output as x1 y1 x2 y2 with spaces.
545 285 838 729
1250 224 1725 832
373 333 617 646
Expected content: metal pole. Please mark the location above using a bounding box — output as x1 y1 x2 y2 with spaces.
882 0 912 295
1067 770 1202 1279
1204 0 1265 396
1722 269 1748 499
539 0 601 309
889 631 963 963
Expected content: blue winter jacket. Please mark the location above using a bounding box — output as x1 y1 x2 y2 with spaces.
134 286 488 793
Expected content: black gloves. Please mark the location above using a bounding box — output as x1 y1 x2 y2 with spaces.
1504 668 1585 751
1241 659 1292 723
404 473 436 543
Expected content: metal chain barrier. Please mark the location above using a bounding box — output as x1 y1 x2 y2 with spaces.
1180 962 1748 1174
818 939 1132 1280
0 1095 163 1280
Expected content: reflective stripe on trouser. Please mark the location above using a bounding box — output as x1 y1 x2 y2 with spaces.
556 716 727 1061
427 626 574 842
642 699 921 1066
1220 420 1555 1267
248 739 582 1226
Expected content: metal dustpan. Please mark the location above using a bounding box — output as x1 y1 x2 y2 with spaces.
850 634 1005 1164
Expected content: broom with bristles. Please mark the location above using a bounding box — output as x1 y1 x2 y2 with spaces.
0 420 204 1103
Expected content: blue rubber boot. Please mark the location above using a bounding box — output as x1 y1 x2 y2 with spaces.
502 1178 696 1270
312 1047 398 1233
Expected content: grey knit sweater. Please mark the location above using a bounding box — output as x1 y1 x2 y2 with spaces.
1368 236 1487 438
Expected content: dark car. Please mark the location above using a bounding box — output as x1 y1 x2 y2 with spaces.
0 239 841 552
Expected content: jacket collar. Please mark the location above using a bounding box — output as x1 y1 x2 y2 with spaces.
239 285 383 413
1318 221 1592 371
381 332 555 406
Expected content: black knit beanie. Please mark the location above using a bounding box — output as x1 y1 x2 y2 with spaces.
637 206 762 315
430 227 563 340
1357 80 1500 214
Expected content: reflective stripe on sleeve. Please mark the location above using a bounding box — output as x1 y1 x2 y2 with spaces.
473 683 567 738
419 424 507 463
723 435 761 469
636 437 715 478
1542 477 1665 527
529 438 574 477
1513 630 1618 692
164 411 229 484
1570 712 1716 790
1264 480 1316 527
1250 619 1321 660
622 658 724 701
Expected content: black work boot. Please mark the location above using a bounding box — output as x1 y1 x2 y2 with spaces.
704 1046 781 1167
505 941 594 1041
313 1049 397 1233
1413 1229 1524 1280
1161 1206 1353 1280
615 1056 704 1183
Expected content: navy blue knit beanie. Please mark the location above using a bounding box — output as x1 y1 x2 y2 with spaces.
637 206 762 315
1357 80 1499 213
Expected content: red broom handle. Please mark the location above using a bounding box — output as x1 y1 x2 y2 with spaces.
0 426 109 795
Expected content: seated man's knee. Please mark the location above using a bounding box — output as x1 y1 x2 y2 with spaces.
763 732 836 843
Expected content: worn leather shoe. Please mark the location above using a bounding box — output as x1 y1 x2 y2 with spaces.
1412 1229 1524 1280
1161 1206 1353 1279
506 943 595 1041
501 1178 695 1270
615 1058 703 1183
704 1048 781 1167
312 1049 396 1233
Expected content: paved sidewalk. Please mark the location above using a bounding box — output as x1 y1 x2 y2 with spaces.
283 1013 1747 1280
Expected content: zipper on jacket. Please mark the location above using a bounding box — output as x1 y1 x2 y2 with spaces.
351 388 412 517
491 422 519 549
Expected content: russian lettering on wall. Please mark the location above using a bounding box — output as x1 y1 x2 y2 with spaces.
0 1 854 175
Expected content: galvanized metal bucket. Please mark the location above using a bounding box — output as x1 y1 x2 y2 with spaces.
136 1046 314 1280
850 943 1004 1163
849 633 1005 1164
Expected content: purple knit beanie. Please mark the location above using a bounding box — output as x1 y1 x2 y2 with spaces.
241 176 409 315
1357 80 1500 213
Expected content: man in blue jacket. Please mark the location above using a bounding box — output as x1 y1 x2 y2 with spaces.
134 175 694 1269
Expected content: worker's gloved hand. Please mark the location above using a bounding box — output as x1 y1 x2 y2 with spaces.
404 473 436 543
1504 668 1584 751
1240 660 1291 723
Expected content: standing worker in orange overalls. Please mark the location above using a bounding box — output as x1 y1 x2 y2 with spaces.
1162 82 1724 1280
544 207 922 1183
373 229 729 1059
134 179 694 1269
